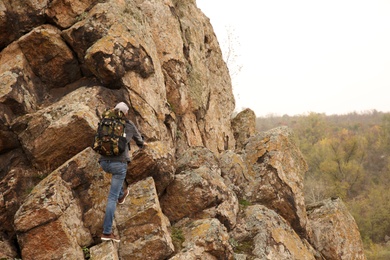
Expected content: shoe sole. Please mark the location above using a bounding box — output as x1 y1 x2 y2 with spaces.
101 237 120 243
118 189 129 205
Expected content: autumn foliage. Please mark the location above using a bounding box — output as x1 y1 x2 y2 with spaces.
256 110 390 246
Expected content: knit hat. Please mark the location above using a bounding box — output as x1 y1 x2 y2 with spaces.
114 102 129 114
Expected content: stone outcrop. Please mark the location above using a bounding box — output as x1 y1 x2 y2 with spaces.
231 108 256 150
127 141 175 196
90 241 119 260
0 0 366 259
307 198 366 260
13 148 109 259
115 177 174 260
11 86 105 171
171 218 233 259
243 126 309 237
231 205 317 260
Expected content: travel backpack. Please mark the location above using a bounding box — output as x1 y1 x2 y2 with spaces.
93 108 127 156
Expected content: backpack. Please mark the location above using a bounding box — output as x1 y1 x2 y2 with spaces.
93 108 127 156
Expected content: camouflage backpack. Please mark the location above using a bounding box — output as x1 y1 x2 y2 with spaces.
93 108 127 156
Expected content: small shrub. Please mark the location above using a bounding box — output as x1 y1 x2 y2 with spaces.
231 238 253 254
171 227 185 251
82 246 91 259
239 199 251 207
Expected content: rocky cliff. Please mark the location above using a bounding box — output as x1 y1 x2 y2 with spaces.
0 0 366 259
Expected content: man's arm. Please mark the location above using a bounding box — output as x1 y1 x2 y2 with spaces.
126 121 144 148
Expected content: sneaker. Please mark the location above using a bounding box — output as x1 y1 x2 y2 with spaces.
101 233 120 242
118 188 129 204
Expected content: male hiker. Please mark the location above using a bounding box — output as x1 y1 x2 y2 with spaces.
98 102 146 242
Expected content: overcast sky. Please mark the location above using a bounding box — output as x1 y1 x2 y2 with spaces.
196 0 390 117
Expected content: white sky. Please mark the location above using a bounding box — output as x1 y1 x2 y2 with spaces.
196 0 390 117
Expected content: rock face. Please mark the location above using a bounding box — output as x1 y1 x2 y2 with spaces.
243 127 309 238
307 198 366 260
0 0 366 259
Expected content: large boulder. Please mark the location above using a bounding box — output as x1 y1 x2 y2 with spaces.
11 86 106 172
171 218 234 260
115 177 174 260
231 205 317 260
13 146 111 258
127 141 175 196
45 0 95 29
90 241 119 260
14 174 92 259
0 42 43 123
231 108 256 151
243 126 309 237
160 166 224 222
160 147 238 229
0 0 47 50
56 147 111 239
0 150 37 236
307 198 366 260
218 150 249 199
62 0 155 84
17 25 81 89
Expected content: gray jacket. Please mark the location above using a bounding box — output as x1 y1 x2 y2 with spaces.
99 119 144 163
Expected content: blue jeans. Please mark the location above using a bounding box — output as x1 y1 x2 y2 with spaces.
100 161 127 234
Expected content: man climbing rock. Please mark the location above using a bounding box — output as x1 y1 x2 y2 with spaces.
98 102 146 242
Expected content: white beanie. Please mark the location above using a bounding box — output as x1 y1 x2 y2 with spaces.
115 102 129 114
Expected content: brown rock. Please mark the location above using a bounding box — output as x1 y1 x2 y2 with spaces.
160 166 226 222
162 147 238 229
0 0 47 50
61 1 123 59
0 1 9 49
172 2 236 155
231 205 316 260
213 193 239 231
85 30 155 84
139 0 236 155
169 251 217 260
18 24 81 89
0 150 37 236
115 177 174 260
0 122 19 153
45 0 95 29
17 220 84 260
14 174 92 259
175 146 219 173
172 218 234 260
244 126 308 237
14 174 74 233
0 42 43 123
90 241 119 260
0 232 18 259
11 86 105 171
307 198 366 260
219 150 249 198
56 147 111 239
231 108 256 151
127 141 175 196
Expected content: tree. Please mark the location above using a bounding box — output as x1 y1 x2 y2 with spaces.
220 26 243 111
222 26 242 79
256 112 390 244
317 129 367 199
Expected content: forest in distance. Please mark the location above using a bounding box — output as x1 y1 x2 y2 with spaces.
256 110 390 259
